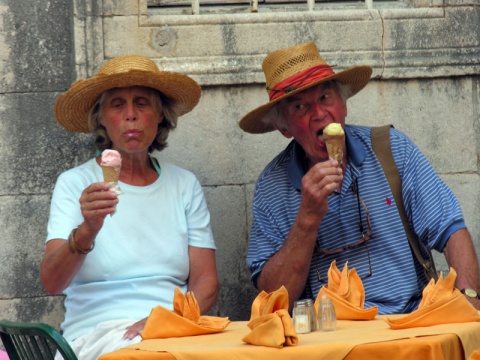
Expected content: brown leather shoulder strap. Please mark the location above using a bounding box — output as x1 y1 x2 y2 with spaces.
371 125 438 281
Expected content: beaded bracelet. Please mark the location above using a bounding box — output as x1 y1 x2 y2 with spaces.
68 228 94 255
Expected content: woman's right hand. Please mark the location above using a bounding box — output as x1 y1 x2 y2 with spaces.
40 182 119 294
80 182 120 233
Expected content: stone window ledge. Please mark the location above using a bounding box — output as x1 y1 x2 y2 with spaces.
77 1 479 85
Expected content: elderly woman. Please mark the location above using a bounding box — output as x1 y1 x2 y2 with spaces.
40 55 219 359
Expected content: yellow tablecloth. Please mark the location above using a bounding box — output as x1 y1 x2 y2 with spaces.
99 315 480 360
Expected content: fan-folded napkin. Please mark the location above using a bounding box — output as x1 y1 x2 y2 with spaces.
142 287 230 339
471 350 480 360
242 286 298 348
384 268 480 329
315 261 378 320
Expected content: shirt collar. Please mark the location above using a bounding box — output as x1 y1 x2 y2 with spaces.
287 125 367 190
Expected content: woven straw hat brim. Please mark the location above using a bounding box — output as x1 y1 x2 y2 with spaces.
239 65 372 134
54 69 201 133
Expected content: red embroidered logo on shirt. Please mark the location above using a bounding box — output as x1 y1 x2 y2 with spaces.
386 197 392 206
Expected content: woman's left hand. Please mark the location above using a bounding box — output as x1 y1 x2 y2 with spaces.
123 318 147 340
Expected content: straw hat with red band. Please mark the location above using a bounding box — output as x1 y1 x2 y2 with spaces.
54 54 201 133
239 42 373 134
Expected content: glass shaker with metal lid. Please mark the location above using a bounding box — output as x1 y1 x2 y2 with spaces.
305 298 318 331
318 294 336 331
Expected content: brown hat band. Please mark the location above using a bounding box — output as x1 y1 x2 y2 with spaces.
267 64 335 101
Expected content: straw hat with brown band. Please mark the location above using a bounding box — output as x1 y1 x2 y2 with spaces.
54 54 201 133
239 42 373 134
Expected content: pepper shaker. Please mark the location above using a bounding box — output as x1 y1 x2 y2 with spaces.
318 295 336 331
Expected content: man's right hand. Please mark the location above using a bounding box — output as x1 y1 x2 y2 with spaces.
300 159 343 222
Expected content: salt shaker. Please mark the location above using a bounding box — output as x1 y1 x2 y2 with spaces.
305 298 318 331
293 300 311 334
318 295 336 331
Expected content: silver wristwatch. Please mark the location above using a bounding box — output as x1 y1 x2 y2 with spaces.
461 288 480 299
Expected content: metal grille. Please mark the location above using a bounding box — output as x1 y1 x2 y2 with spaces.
148 0 377 15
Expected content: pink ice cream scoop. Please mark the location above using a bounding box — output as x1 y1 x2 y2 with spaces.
101 149 122 171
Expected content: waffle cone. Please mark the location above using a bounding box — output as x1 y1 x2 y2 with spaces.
324 136 344 163
102 166 119 183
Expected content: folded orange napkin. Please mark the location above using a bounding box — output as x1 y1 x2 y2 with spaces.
384 268 480 329
315 260 378 320
471 350 480 360
242 286 298 348
142 287 230 339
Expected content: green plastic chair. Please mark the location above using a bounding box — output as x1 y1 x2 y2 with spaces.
0 320 77 360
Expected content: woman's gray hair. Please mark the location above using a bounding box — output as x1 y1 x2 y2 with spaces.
262 80 352 131
87 87 179 153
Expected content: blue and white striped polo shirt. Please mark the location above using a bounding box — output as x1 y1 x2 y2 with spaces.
246 125 465 314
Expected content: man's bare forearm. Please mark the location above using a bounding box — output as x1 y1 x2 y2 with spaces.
444 228 480 309
257 210 321 310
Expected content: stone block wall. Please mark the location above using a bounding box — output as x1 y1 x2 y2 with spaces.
0 0 479 338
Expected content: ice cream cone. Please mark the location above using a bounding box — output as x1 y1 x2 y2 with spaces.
324 137 344 163
323 123 345 164
100 150 123 215
102 166 119 183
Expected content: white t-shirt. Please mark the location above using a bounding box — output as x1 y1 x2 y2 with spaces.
46 157 216 341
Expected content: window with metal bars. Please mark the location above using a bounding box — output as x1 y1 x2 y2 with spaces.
147 0 403 15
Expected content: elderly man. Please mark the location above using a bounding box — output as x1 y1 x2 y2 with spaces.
239 41 480 313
